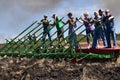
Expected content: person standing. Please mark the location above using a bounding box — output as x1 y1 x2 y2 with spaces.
64 12 79 48
104 9 117 48
80 12 94 48
52 14 64 48
92 12 107 48
38 15 53 48
98 9 107 40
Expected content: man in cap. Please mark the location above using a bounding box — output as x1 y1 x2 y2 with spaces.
99 9 105 32
38 15 53 48
92 11 107 48
99 9 107 39
104 9 117 48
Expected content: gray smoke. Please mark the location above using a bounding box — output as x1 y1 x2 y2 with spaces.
99 0 120 17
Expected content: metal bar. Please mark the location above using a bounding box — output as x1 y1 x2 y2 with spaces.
26 17 65 53
62 19 106 54
44 24 69 53
48 24 84 54
0 50 116 59
5 24 41 52
26 25 55 53
28 18 66 53
64 22 104 55
0 21 37 51
11 25 44 53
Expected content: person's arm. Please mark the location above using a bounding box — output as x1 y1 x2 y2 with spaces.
47 20 51 26
50 20 55 26
91 17 99 24
79 17 88 24
75 17 80 23
77 19 84 24
63 20 69 25
37 19 43 25
109 15 114 26
108 16 114 20
59 17 64 22
76 17 84 24
37 21 42 25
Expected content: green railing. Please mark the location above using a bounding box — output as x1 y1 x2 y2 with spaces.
45 24 84 54
0 20 119 60
0 21 37 52
5 23 42 52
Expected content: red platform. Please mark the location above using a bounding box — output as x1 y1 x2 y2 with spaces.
80 46 120 54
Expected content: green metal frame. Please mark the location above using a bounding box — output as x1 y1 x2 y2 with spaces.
0 21 37 52
0 20 119 61
5 24 41 52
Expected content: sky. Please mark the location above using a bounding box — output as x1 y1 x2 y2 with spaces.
0 0 120 43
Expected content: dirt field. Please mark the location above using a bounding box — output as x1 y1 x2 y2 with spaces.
0 41 120 80
0 56 120 80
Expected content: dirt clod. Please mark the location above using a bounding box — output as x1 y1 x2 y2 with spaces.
0 57 120 80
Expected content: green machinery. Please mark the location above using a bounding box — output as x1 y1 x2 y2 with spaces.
0 20 117 61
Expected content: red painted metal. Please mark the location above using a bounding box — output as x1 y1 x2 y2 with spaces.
80 46 120 54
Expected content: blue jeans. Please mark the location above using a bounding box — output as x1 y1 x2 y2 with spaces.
92 27 107 48
86 30 94 44
68 29 78 48
41 28 52 47
106 28 117 48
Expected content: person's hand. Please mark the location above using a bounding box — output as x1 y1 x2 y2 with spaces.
108 16 114 20
76 17 79 21
37 21 42 25
79 16 83 20
37 21 40 24
91 17 94 20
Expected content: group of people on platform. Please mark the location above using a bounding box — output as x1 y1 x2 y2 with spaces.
38 9 117 49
